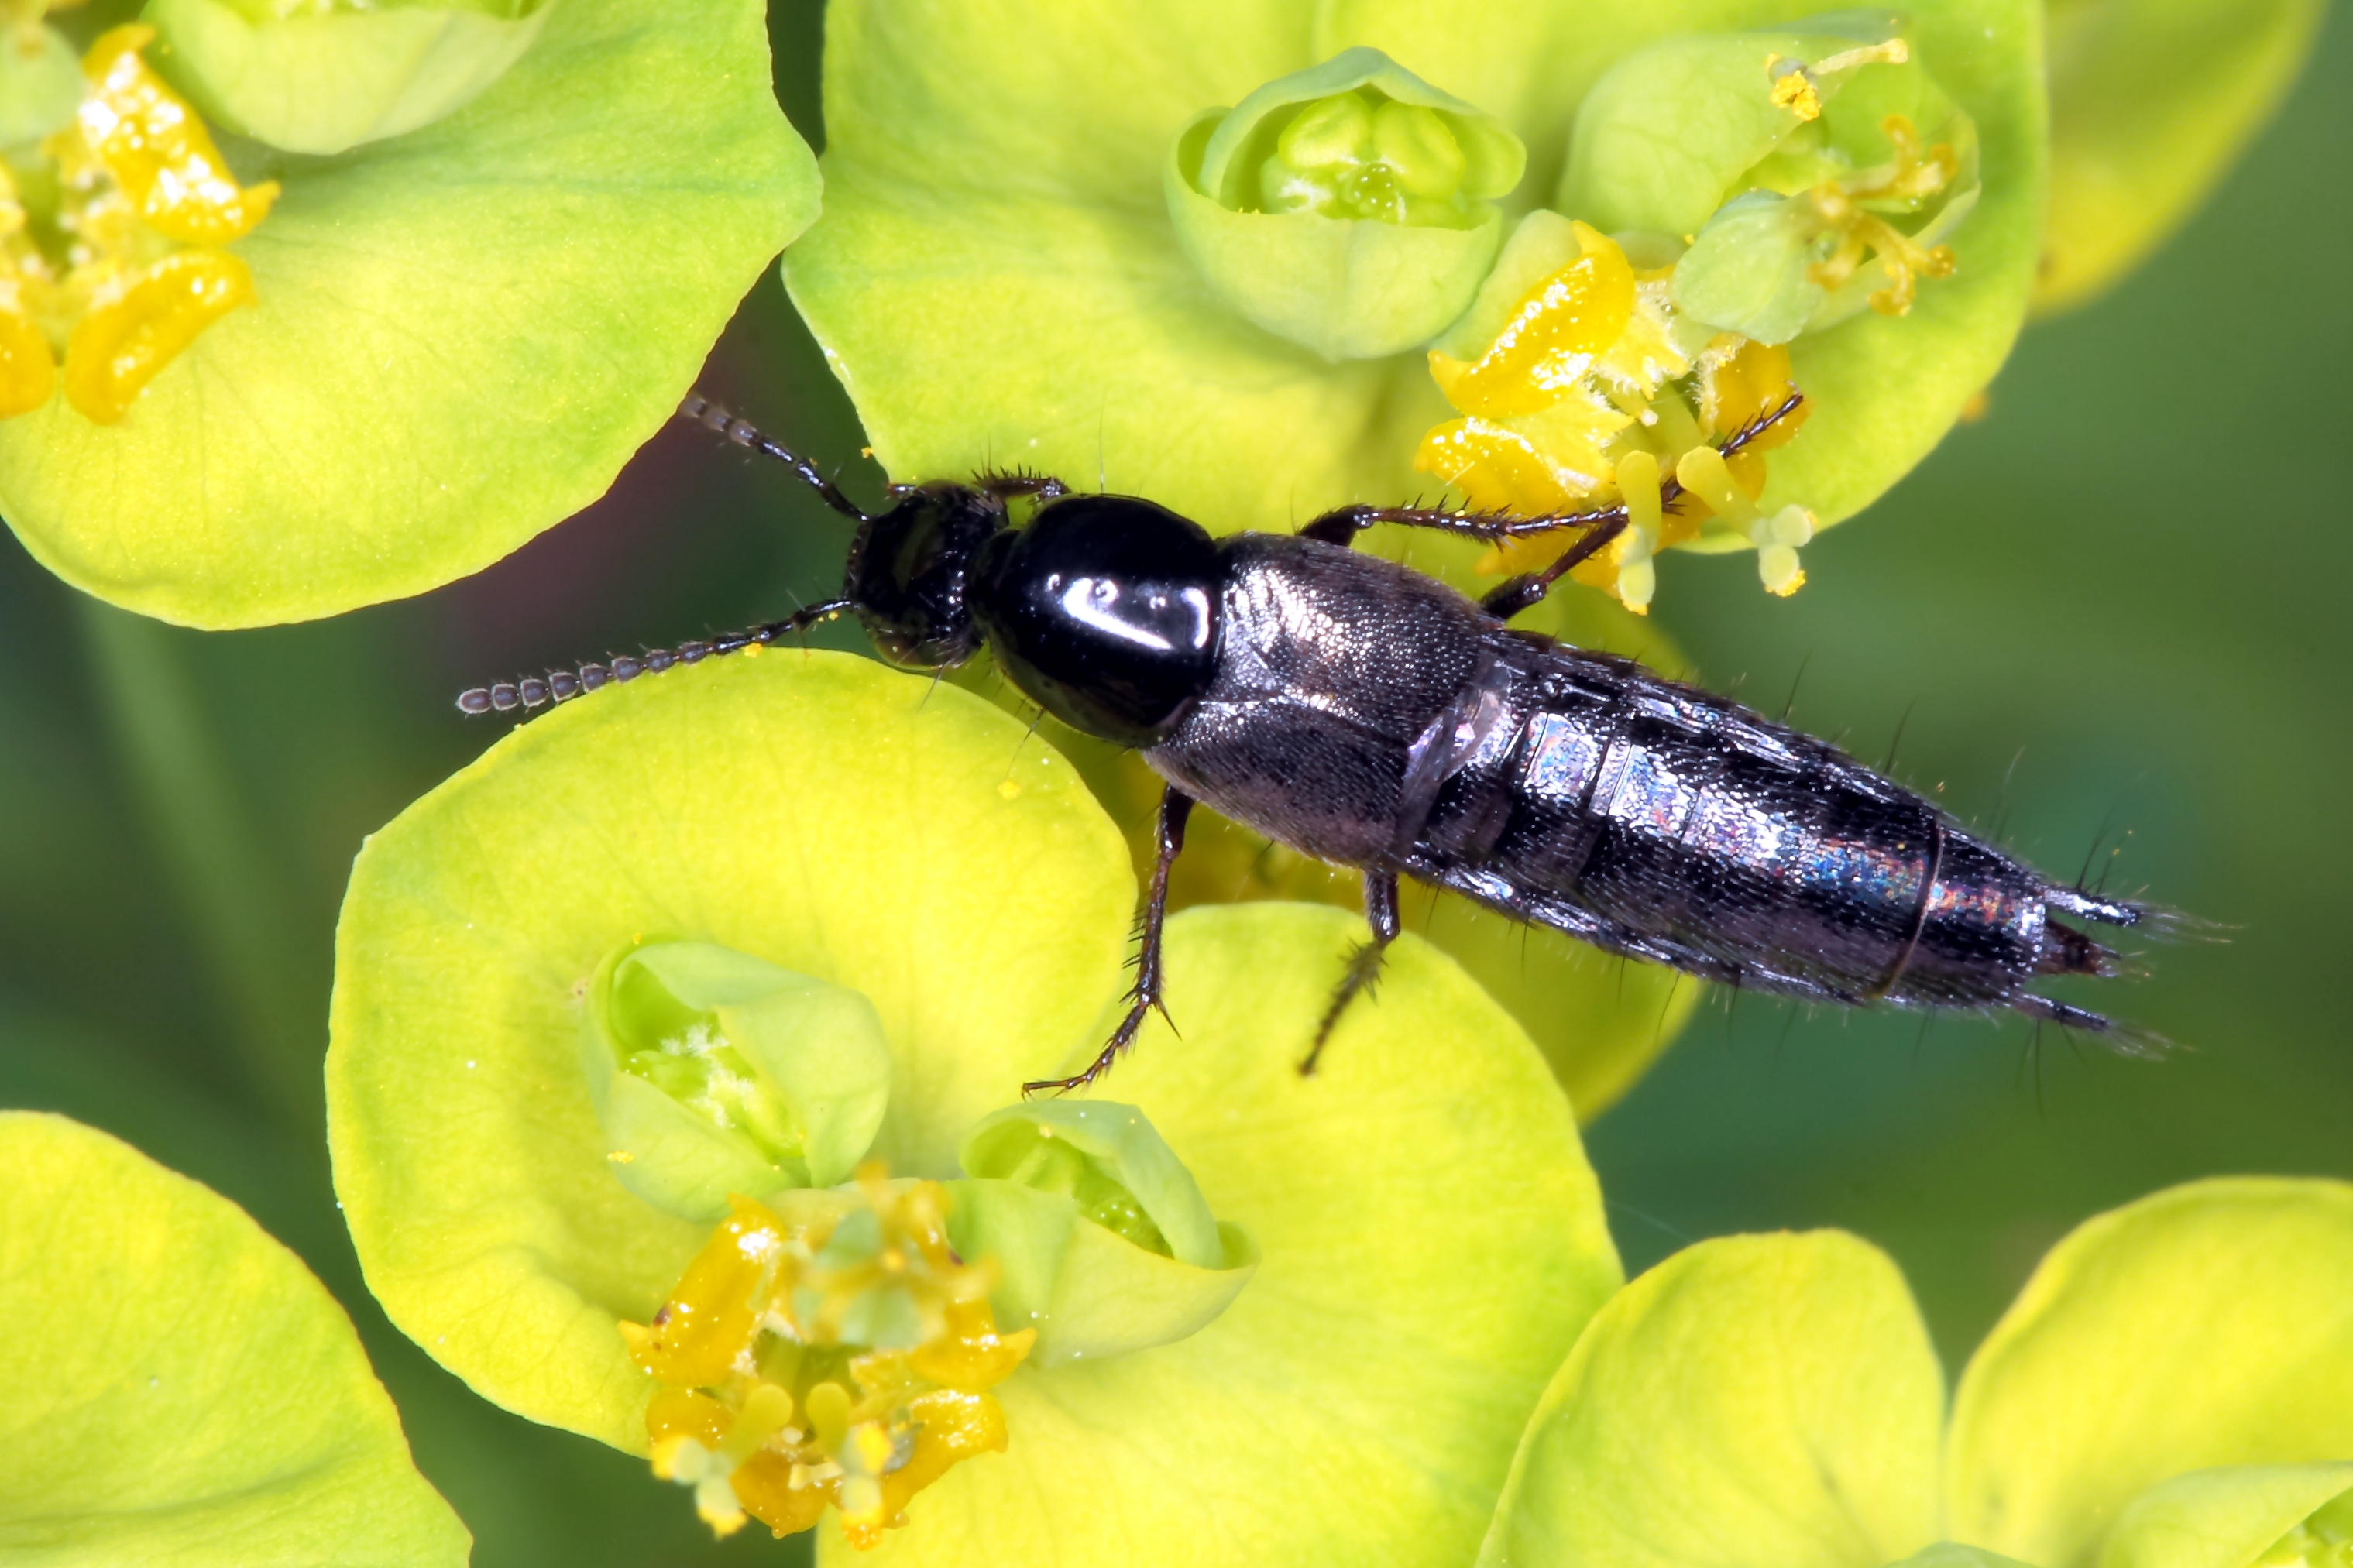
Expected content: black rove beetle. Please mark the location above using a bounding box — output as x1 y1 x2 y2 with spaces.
462 392 2158 1095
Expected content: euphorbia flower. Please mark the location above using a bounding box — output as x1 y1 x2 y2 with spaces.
0 0 812 628
329 651 1623 1560
786 0 2042 604
1476 1176 2353 1567
0 1110 466 1565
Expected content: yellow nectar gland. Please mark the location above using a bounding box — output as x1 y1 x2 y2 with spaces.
0 23 277 424
622 1169 1035 1549
1415 221 1812 608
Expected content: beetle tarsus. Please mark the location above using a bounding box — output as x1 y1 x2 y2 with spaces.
1023 786 1194 1097
1301 871 1400 1076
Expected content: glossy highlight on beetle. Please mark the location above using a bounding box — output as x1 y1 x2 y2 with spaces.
462 392 2159 1094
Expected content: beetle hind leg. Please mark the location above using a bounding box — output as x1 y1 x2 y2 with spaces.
1301 872 1401 1076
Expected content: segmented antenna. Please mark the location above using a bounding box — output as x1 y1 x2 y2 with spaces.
456 393 877 719
456 600 854 716
676 393 871 521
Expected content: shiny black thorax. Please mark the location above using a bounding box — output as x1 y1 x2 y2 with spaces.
845 484 2117 1017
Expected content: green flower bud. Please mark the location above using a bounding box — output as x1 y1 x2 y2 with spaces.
950 1100 1256 1367
582 937 893 1222
143 0 558 156
0 20 82 145
1166 46 1526 361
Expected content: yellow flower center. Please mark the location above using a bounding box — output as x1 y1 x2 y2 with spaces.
1413 221 1812 609
621 1168 1035 1549
1 21 277 424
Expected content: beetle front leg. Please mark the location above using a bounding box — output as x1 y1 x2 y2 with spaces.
1300 871 1400 1075
1023 785 1194 1096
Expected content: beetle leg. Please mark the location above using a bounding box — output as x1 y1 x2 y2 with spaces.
1300 871 1400 1075
977 470 1070 504
1479 512 1631 619
1298 499 1621 549
1023 785 1194 1096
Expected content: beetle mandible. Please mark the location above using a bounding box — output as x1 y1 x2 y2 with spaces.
462 392 2155 1094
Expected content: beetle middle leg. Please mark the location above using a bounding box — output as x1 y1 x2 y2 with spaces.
976 471 1069 505
1300 871 1400 1076
1022 785 1194 1096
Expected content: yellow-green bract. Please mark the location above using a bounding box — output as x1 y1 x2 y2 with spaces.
1475 1176 2353 1568
0 0 813 629
786 0 2042 548
0 1111 467 1568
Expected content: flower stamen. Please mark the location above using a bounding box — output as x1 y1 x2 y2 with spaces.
625 1169 1034 1549
1804 114 1960 316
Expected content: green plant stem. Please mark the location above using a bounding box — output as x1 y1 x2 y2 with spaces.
77 600 318 1133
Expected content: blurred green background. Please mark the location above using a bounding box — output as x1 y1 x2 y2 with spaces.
2 2 2345 1563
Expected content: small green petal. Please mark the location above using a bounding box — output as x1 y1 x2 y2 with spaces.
1884 1547 2042 1568
2035 0 2323 314
1476 1231 1941 1568
1555 31 1888 238
960 1099 1222 1267
328 652 1133 1450
0 0 813 629
0 22 81 143
827 902 1622 1567
1673 190 1834 345
947 1174 1257 1366
146 0 557 156
0 1112 468 1567
1948 1178 2353 1568
2097 1465 2353 1568
582 938 895 1220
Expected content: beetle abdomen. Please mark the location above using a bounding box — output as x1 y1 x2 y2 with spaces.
1407 627 2137 1019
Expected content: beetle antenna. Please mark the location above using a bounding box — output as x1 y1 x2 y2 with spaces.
677 393 873 523
455 600 854 716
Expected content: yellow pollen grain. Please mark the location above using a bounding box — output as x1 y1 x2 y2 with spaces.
1767 60 1823 122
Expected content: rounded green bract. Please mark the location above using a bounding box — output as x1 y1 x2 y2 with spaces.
0 1112 467 1568
822 901 1622 1566
1472 1177 2353 1568
2035 0 2321 313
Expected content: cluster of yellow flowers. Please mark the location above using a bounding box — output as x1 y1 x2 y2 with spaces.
2 23 277 424
1414 106 1960 609
623 1172 1034 1549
